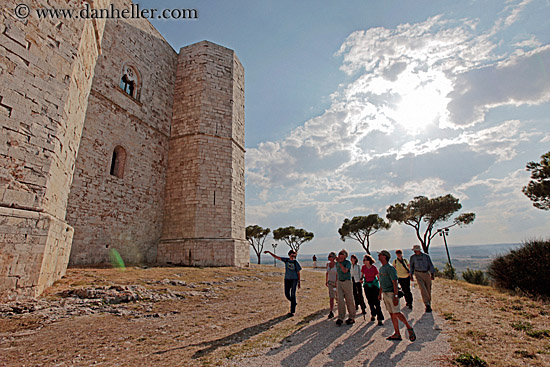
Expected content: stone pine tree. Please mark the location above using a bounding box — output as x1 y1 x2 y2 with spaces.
273 226 314 253
386 194 475 253
246 225 271 264
338 215 390 255
522 151 550 211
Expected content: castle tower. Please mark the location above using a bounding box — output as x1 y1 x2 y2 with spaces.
0 0 108 300
158 41 248 267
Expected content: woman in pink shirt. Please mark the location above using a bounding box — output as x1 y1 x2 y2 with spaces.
362 254 384 325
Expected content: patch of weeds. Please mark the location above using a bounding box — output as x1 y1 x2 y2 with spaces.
455 353 488 366
499 306 507 312
443 312 455 321
511 305 523 311
465 330 487 339
514 350 537 359
510 321 533 332
526 329 550 339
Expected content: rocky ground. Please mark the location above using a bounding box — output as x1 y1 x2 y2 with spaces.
0 265 330 366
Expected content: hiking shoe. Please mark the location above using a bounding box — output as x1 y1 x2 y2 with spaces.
345 318 355 325
377 320 384 326
408 327 416 342
335 319 343 326
386 334 402 341
287 312 294 317
370 316 376 322
425 305 432 313
407 303 413 310
328 311 334 319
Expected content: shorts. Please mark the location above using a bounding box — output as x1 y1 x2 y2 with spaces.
327 280 336 298
382 292 401 314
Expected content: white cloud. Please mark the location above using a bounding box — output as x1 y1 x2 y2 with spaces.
246 1 549 250
447 46 550 126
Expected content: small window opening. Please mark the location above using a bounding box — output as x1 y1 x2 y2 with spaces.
110 146 126 178
120 74 135 96
119 65 139 99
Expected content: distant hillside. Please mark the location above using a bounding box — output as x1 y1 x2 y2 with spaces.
254 243 522 274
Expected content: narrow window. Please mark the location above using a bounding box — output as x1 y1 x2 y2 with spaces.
110 146 126 178
120 74 135 96
119 65 139 99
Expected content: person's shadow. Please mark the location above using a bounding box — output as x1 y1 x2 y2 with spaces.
151 314 289 358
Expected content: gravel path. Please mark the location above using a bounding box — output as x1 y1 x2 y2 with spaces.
231 287 451 367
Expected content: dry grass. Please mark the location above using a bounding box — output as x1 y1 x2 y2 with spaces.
433 279 550 366
0 265 328 366
3 266 550 366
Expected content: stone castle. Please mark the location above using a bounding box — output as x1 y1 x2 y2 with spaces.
0 0 248 301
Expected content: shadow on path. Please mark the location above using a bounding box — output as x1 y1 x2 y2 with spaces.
151 314 289 358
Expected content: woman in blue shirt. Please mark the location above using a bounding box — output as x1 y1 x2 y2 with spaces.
264 249 302 316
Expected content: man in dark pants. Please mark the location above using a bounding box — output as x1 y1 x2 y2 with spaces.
393 249 413 309
264 249 301 316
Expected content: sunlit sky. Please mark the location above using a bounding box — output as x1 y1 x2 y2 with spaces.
140 0 550 255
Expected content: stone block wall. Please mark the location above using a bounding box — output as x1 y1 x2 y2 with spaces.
65 13 177 265
0 0 108 300
1 1 248 300
159 41 248 267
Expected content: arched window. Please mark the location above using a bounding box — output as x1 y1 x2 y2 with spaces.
110 146 126 179
119 64 140 99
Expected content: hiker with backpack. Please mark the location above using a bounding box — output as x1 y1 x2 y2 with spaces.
393 249 413 309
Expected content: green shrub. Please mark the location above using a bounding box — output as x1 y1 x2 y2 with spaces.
462 268 489 285
455 353 488 366
439 262 457 280
488 239 550 297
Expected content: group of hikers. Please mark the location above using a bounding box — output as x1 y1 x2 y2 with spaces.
264 244 436 342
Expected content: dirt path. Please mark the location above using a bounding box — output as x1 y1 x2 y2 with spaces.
0 266 453 366
230 285 451 367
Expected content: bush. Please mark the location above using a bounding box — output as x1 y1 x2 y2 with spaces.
455 353 488 366
488 239 550 297
439 262 458 280
462 268 489 285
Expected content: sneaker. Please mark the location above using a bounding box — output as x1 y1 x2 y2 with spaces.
287 312 294 317
407 303 413 310
425 305 432 313
370 316 376 322
335 319 343 326
345 318 355 325
377 320 384 326
328 311 334 319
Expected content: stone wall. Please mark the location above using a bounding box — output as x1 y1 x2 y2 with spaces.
0 0 108 300
1 1 248 301
65 13 177 265
158 41 248 267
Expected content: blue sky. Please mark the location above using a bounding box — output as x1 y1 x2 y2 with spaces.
139 0 550 255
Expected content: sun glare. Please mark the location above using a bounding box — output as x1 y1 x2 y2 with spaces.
390 70 452 135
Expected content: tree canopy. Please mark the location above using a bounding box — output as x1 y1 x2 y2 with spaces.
522 151 550 211
273 226 314 253
386 194 475 253
246 225 271 264
338 214 390 254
